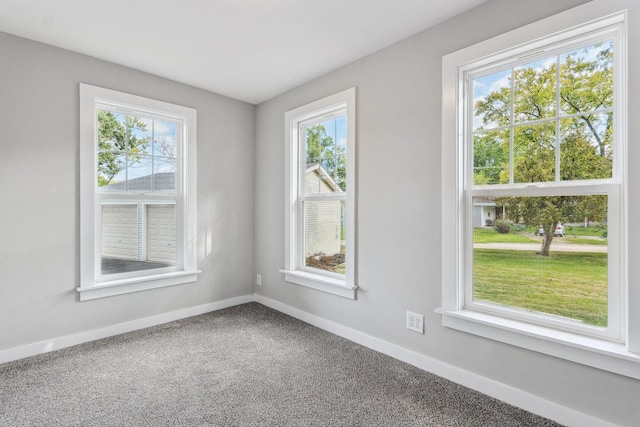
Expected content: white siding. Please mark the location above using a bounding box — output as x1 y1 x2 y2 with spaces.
304 201 342 256
305 168 334 194
304 168 342 256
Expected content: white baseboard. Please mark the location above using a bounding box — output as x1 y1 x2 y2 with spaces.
0 295 253 365
0 292 612 426
253 294 614 427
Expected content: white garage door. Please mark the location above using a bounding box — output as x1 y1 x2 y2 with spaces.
102 204 139 260
147 205 176 264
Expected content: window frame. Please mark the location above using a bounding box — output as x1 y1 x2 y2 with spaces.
440 6 640 379
79 84 198 301
281 88 357 299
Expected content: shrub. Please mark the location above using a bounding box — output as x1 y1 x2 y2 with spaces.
493 219 512 234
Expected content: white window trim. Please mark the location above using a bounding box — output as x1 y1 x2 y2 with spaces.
440 3 640 379
281 88 357 299
78 84 198 301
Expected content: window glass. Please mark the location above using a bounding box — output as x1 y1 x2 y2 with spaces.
472 195 608 328
467 38 617 335
303 200 346 274
302 114 347 276
96 110 181 276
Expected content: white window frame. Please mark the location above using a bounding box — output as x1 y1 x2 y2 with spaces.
79 84 198 301
440 4 640 379
281 88 357 299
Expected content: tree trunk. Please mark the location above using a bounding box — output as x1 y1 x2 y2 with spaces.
540 234 553 256
539 223 557 256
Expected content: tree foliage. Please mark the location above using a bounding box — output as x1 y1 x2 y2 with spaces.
97 111 150 186
306 124 346 191
474 43 613 255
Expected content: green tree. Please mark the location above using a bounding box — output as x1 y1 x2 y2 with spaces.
475 43 613 255
97 111 150 186
306 124 346 190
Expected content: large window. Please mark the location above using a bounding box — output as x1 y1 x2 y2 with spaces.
79 84 198 300
442 8 640 379
282 88 357 299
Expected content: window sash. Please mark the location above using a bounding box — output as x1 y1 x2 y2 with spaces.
296 107 348 278
463 189 621 341
95 106 183 196
463 29 620 189
96 196 183 283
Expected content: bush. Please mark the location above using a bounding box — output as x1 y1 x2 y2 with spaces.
493 219 512 234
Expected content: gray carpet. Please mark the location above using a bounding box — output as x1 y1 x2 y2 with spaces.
0 303 561 426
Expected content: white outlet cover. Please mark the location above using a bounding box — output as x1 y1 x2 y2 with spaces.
406 311 424 334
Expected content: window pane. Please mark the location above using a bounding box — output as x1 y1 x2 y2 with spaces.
513 57 556 123
473 129 509 185
560 113 612 180
560 41 613 116
98 152 127 189
472 195 608 327
513 121 556 183
473 70 511 130
126 115 152 154
101 203 176 275
304 117 347 194
153 157 177 192
153 120 178 158
303 200 345 274
126 155 153 191
98 110 126 152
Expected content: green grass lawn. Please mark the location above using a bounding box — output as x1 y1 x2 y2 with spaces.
473 249 608 327
474 228 537 243
564 225 608 237
563 236 608 245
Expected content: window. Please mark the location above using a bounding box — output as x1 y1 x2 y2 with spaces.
79 84 198 300
441 7 640 379
282 88 357 299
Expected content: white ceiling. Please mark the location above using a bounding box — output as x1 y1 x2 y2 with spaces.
0 0 488 104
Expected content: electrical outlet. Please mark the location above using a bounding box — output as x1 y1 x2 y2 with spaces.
406 311 424 334
256 274 262 286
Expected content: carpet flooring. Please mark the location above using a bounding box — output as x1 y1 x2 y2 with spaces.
0 303 561 426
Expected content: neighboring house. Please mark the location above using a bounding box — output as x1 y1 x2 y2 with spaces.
473 196 506 228
305 163 343 257
101 172 176 264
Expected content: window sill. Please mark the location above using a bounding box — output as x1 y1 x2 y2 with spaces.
437 307 640 380
280 269 358 300
77 270 200 301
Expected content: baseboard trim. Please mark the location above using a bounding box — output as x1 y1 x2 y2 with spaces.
254 294 613 427
0 295 253 365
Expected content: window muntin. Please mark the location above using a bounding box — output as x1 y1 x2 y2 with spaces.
463 29 622 339
282 88 356 299
79 84 197 300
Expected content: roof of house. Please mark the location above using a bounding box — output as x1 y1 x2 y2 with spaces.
306 163 343 193
101 172 176 192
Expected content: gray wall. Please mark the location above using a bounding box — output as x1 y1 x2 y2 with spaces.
254 0 640 425
0 32 256 349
